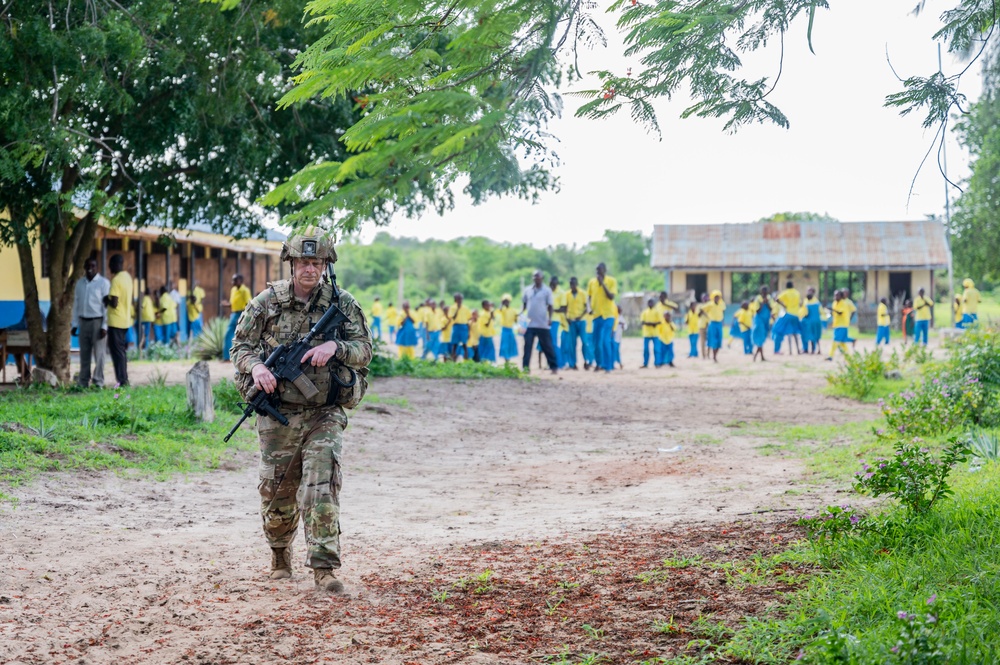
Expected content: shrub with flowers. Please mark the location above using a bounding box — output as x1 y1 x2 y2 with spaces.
854 435 969 515
798 596 945 664
827 348 886 399
798 504 866 541
878 373 984 438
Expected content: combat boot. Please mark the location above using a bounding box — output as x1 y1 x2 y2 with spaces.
313 568 345 594
269 546 292 580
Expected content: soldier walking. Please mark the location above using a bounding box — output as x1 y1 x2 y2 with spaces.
231 228 372 593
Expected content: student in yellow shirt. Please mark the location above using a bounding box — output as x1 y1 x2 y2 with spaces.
800 287 823 355
750 287 773 362
656 292 679 317
954 295 965 329
913 287 932 346
549 276 566 368
684 302 700 358
876 297 891 345
962 278 981 326
498 294 519 362
774 281 802 355
438 299 454 359
140 286 156 350
657 311 678 368
157 286 179 345
697 293 711 360
735 302 753 355
421 300 441 360
640 298 662 368
582 311 596 368
468 310 481 360
186 282 206 338
826 290 857 360
447 293 473 361
586 263 618 372
416 301 430 352
105 255 133 387
396 301 419 359
386 302 398 340
371 297 384 340
478 300 498 363
223 273 252 361
703 290 725 363
563 277 588 369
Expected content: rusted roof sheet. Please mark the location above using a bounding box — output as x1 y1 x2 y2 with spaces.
651 221 949 271
97 220 285 256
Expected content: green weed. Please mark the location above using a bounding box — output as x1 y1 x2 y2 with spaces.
0 384 254 496
369 343 526 380
738 420 885 483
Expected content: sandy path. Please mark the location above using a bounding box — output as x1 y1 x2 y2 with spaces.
0 338 882 664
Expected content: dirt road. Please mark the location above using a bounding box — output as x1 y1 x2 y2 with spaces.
0 338 881 664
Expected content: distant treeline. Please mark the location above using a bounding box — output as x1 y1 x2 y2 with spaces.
337 230 664 309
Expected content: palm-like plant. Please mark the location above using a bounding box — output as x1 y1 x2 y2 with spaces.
193 317 229 361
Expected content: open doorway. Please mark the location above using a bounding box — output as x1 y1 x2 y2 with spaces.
686 273 708 300
888 272 912 302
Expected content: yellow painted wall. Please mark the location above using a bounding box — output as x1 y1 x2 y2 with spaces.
0 240 50 302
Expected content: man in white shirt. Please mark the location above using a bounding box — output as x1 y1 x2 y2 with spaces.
71 258 110 388
520 270 557 374
169 282 187 343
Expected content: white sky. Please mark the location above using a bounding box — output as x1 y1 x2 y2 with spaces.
354 1 983 248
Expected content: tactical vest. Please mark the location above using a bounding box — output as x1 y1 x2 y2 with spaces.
263 280 341 408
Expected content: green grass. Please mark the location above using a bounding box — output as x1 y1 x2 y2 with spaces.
934 293 1000 328
0 383 255 500
825 377 908 403
363 393 410 408
370 355 527 380
720 463 1000 663
737 420 886 483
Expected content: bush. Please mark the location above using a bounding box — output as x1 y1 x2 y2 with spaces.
828 348 886 399
799 504 866 542
368 338 525 380
144 341 183 361
879 373 984 438
854 434 970 515
193 316 229 361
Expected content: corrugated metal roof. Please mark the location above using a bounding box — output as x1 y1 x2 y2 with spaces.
98 220 285 256
651 221 949 271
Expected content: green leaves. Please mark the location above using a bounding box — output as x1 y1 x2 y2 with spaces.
254 0 998 231
265 0 589 230
885 73 967 129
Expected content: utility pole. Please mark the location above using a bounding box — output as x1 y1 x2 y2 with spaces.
940 43 955 316
397 266 404 306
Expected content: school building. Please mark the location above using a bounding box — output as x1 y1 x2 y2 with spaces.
0 220 286 332
651 220 950 312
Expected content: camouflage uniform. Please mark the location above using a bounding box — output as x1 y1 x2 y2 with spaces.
231 248 371 574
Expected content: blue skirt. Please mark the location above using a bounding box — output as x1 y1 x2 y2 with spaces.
499 327 518 359
707 321 723 349
752 313 770 347
479 337 496 362
397 321 418 347
451 323 470 345
802 318 822 343
773 314 802 337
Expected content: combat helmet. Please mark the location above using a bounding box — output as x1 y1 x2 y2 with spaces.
280 225 337 263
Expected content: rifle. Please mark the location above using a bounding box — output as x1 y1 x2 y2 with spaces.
224 300 357 442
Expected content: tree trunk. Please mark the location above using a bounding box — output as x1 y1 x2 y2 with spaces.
14 193 100 386
186 361 215 423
